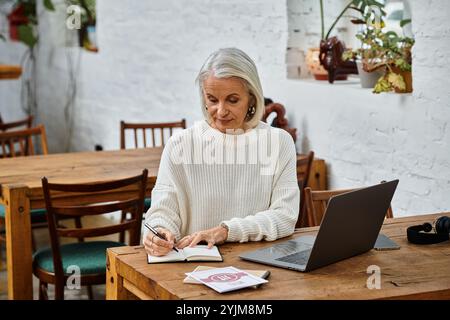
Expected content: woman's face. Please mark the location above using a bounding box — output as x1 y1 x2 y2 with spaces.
203 75 253 133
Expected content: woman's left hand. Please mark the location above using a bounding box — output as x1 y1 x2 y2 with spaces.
176 225 228 249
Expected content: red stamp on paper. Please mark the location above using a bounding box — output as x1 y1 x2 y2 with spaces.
201 272 248 283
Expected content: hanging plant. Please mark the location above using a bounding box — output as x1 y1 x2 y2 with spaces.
6 0 55 48
1 1 55 118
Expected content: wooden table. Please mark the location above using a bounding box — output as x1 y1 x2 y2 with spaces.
106 213 450 300
0 147 163 300
0 148 320 299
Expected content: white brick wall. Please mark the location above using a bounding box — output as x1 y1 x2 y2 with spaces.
0 0 449 216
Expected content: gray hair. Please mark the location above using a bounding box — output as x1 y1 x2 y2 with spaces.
196 48 264 129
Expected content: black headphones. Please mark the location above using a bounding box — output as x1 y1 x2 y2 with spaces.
407 216 450 244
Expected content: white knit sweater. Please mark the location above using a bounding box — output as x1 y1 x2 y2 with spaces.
144 120 300 243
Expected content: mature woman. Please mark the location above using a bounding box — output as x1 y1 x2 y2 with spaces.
144 48 299 256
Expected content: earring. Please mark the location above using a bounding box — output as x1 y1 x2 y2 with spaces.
246 105 256 119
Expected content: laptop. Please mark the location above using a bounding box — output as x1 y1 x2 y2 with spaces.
239 179 399 272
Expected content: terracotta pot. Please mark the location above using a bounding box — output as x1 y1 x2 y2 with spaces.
306 48 328 80
305 48 348 81
391 65 413 93
8 5 28 41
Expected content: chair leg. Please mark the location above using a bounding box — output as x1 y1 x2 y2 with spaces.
1 221 6 270
87 285 94 300
0 245 3 271
54 282 65 300
32 231 38 252
39 281 48 300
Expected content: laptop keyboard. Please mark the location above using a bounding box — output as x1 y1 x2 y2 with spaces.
275 249 312 265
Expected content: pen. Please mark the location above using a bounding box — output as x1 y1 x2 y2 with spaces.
144 223 179 252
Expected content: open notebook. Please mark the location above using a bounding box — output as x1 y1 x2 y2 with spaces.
147 245 223 264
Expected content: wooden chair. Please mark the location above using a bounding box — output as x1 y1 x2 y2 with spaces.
262 101 297 143
302 186 394 228
33 169 148 300
120 119 186 149
295 151 314 228
0 124 49 269
0 115 33 132
0 124 48 158
0 123 78 268
119 119 186 242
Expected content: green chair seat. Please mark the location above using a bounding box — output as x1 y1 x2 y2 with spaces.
33 241 125 275
0 204 47 222
144 198 151 212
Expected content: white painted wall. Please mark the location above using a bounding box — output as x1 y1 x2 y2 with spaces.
0 0 449 216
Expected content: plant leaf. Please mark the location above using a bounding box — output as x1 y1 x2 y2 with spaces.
387 72 406 90
394 58 411 71
18 24 37 48
348 6 364 14
373 77 391 94
400 19 411 27
385 31 399 39
43 0 55 11
342 50 355 61
350 19 366 24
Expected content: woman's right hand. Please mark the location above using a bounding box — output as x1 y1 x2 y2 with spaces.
143 227 176 256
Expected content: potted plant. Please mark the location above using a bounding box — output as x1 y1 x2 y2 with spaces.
6 0 55 48
1 1 54 79
342 17 386 88
368 30 414 93
342 2 414 93
0 0 55 114
7 3 29 43
348 25 414 93
307 0 384 81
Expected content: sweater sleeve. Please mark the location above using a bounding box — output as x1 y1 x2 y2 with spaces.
144 140 182 241
221 131 300 242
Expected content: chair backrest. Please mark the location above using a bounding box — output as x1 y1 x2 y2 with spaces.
0 124 48 158
262 101 297 142
296 151 315 228
41 169 148 278
0 115 33 131
120 119 186 149
302 186 394 227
